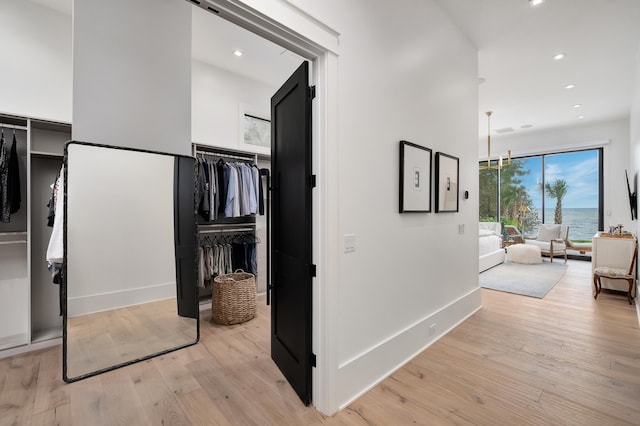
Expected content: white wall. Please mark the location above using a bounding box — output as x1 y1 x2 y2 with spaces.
488 118 632 232
631 43 640 322
192 59 272 150
0 0 71 122
72 0 191 155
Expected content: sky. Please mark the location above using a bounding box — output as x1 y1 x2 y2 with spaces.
516 150 599 209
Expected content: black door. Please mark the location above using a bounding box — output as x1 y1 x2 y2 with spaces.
270 61 313 405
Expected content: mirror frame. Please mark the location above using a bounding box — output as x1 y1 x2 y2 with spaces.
62 141 199 383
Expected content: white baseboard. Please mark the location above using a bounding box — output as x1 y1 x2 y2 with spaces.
0 337 61 360
336 287 482 410
0 333 29 351
68 282 175 317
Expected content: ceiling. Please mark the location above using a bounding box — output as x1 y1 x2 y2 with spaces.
191 6 304 88
28 0 303 88
30 0 640 138
435 0 640 137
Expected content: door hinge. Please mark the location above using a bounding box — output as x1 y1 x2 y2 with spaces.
309 85 316 100
311 353 317 367
310 264 317 277
310 174 316 188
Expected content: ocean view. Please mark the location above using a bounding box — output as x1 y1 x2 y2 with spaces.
531 208 598 241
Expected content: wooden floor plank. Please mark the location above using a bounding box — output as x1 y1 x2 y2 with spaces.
1 259 640 425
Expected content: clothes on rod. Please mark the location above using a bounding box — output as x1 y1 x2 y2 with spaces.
197 233 259 288
196 156 264 221
46 166 64 281
0 130 23 222
0 131 8 222
46 168 61 227
7 134 21 215
45 165 64 315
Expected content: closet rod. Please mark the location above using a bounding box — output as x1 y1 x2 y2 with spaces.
198 227 255 234
195 150 256 162
0 123 28 131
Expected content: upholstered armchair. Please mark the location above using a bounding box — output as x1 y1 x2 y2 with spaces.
524 224 569 263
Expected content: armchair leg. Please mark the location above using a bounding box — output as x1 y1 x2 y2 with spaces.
627 278 634 305
593 275 600 299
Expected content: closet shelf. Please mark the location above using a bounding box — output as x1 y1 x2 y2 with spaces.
0 231 28 245
195 148 257 162
31 327 63 343
30 150 64 158
198 226 255 234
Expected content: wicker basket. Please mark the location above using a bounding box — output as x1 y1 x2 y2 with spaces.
211 269 256 325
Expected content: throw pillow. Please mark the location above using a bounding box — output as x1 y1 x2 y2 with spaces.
537 224 561 241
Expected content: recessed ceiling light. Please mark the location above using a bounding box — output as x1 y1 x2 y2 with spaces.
565 84 575 89
572 104 582 108
529 0 544 6
578 115 585 119
233 50 243 57
553 52 566 61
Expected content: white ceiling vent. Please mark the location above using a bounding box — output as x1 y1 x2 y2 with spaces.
495 127 514 133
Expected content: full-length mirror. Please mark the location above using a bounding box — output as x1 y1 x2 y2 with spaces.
63 142 198 382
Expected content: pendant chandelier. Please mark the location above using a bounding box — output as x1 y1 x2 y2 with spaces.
479 111 510 170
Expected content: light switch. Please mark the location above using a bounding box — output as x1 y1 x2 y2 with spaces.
458 224 465 234
344 234 356 253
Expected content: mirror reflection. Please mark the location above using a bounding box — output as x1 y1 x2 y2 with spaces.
63 142 198 381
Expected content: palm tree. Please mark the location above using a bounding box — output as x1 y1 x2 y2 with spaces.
545 179 569 224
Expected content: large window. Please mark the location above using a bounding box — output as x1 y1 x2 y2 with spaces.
479 148 603 256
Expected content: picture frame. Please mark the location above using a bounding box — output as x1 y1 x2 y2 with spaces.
399 140 432 213
435 152 459 213
238 103 271 155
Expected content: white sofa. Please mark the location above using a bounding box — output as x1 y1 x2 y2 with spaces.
479 222 505 273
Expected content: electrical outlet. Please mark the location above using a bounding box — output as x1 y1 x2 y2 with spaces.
429 323 437 336
344 234 356 253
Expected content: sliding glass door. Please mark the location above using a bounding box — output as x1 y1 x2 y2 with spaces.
479 148 602 258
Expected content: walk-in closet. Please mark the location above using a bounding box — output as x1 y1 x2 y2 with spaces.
0 113 70 354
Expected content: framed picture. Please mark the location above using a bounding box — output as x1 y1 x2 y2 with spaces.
435 152 459 213
399 140 432 213
238 103 271 155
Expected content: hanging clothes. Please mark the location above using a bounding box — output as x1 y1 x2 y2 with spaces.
0 133 9 222
257 166 265 215
208 161 218 221
46 166 65 265
197 233 259 288
195 153 263 221
216 159 228 218
46 168 61 227
46 166 65 315
7 133 21 214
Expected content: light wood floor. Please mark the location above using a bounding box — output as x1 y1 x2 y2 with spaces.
1 260 639 425
66 298 197 379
